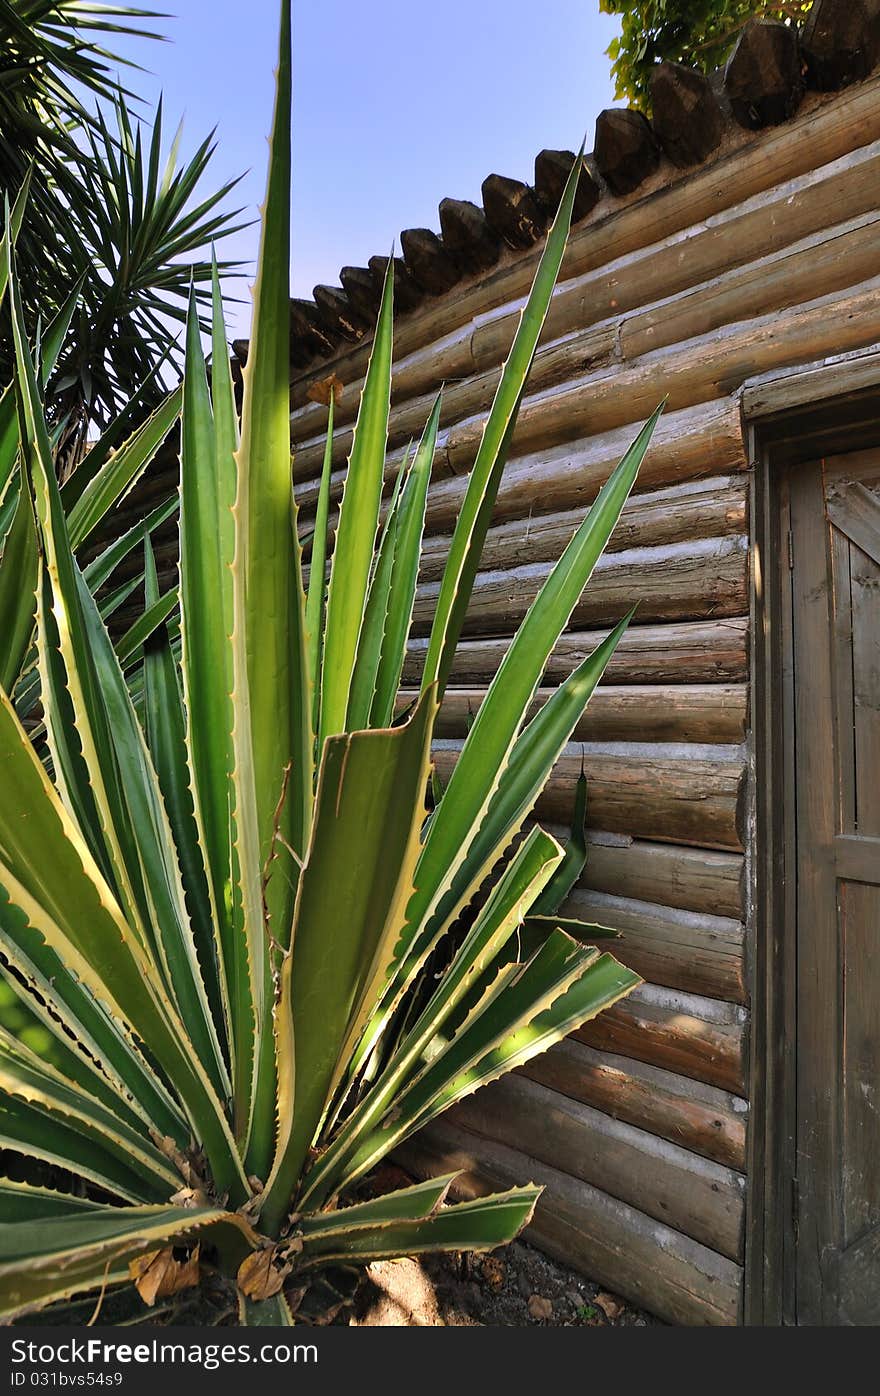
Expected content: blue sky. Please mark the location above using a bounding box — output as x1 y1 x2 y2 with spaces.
111 2 621 336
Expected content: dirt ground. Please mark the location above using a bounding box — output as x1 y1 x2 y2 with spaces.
350 1240 658 1327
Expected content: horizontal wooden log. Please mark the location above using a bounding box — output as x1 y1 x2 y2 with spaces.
481 173 545 249
440 276 880 477
561 887 746 1003
649 61 725 167
432 740 746 850
594 109 661 196
576 837 744 919
620 209 880 361
446 1074 745 1259
533 149 601 221
438 198 500 274
424 682 748 745
397 1118 742 1324
289 76 880 409
295 399 748 533
400 228 461 295
322 140 880 439
518 1039 747 1171
574 983 748 1095
403 618 750 688
724 18 803 130
292 253 880 485
803 0 880 92
419 475 748 579
412 535 748 638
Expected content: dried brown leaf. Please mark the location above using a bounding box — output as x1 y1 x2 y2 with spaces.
306 373 344 407
129 1245 200 1306
237 1246 292 1301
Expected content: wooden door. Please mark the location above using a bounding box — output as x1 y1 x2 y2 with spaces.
789 449 880 1325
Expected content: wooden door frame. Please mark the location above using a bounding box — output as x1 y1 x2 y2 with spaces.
744 383 880 1325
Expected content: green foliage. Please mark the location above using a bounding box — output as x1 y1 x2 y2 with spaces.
0 0 660 1324
600 1 811 109
0 2 244 454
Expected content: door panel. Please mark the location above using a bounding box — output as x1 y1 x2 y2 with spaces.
789 449 880 1325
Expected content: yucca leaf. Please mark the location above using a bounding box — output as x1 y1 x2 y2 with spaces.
304 394 334 729
296 1173 461 1238
0 1206 257 1321
370 394 441 727
239 1292 295 1326
114 584 178 666
0 460 37 693
296 1188 541 1268
319 255 394 746
421 152 583 702
81 494 177 594
64 385 182 550
0 1028 180 1200
142 538 224 1052
300 826 563 1207
530 770 588 913
340 941 639 1190
0 1181 102 1223
0 885 185 1145
260 687 437 1233
233 0 312 929
345 444 410 729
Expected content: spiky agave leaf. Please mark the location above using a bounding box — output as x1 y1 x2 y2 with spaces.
0 0 662 1326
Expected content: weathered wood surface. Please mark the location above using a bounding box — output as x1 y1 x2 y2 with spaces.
534 149 601 221
289 74 880 405
424 682 747 745
403 618 750 687
400 227 461 295
574 983 748 1095
576 838 744 920
411 535 748 637
561 887 746 1003
312 284 368 341
803 0 880 92
291 140 880 439
397 1119 742 1324
517 1039 747 1171
446 1074 746 1260
724 18 803 130
296 398 748 532
291 271 880 482
431 741 746 851
481 173 545 249
594 109 661 196
418 475 748 579
438 198 500 274
650 61 724 167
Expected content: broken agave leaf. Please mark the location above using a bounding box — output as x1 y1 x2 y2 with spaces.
236 1246 292 1301
129 1244 201 1306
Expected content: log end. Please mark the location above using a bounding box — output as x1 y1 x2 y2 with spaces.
533 149 602 221
438 197 501 273
802 0 880 92
594 108 661 197
649 61 725 167
400 226 462 295
312 283 369 342
481 172 546 249
723 17 804 130
339 264 382 323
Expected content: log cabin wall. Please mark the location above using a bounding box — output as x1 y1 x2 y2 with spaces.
274 9 880 1327
93 2 880 1327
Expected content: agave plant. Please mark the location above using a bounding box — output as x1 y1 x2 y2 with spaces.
0 1 659 1325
